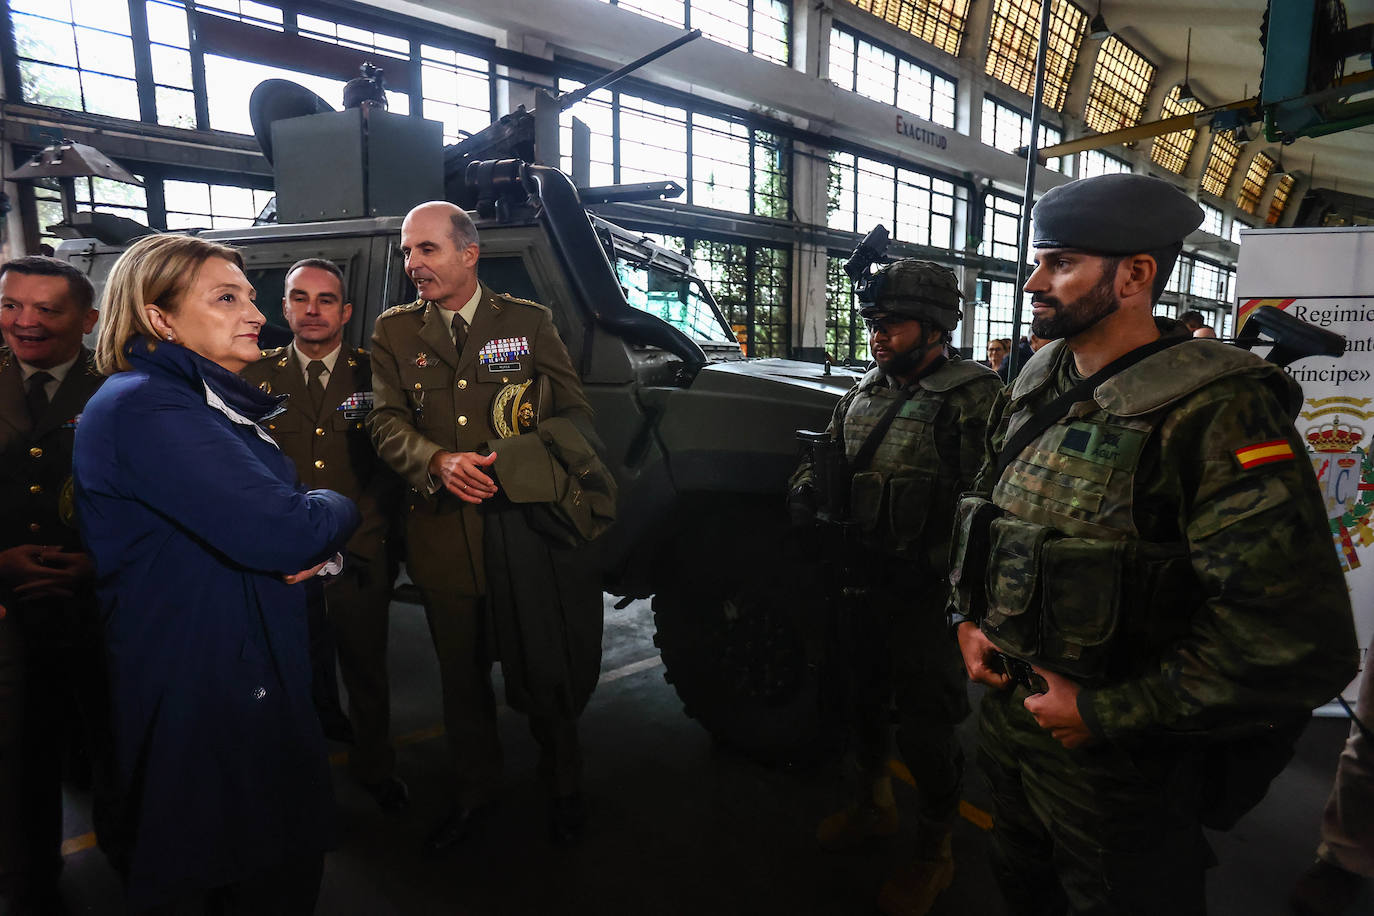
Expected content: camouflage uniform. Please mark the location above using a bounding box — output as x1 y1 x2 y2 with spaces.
952 338 1359 915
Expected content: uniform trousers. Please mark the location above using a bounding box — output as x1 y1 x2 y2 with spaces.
978 685 1211 916
0 597 115 891
419 589 581 806
326 552 397 784
851 584 968 826
1317 631 1374 876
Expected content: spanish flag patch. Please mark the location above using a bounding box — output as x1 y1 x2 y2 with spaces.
1234 439 1295 469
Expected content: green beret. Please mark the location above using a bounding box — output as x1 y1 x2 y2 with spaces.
1031 174 1203 254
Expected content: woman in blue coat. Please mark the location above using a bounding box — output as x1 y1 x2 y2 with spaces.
73 235 359 914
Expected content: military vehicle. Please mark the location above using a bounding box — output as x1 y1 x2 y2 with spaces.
54 36 862 763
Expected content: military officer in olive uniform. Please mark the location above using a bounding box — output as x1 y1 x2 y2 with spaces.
368 201 593 850
950 174 1359 915
242 258 406 810
0 256 105 910
790 261 999 916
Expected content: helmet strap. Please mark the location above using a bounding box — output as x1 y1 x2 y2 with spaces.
882 320 944 378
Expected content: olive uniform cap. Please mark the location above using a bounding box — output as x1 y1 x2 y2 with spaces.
1031 174 1203 254
857 258 963 332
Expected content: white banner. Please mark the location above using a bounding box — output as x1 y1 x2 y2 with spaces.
1236 226 1374 703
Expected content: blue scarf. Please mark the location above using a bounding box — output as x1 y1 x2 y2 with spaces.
125 338 287 423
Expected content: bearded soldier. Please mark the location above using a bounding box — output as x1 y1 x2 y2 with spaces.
791 260 1000 916
950 174 1359 915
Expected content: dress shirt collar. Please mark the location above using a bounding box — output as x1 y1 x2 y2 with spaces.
293 341 342 381
18 353 79 396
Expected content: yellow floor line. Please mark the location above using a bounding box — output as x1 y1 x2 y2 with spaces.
61 833 97 856
888 757 994 832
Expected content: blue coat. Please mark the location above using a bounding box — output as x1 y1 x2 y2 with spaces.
73 340 359 909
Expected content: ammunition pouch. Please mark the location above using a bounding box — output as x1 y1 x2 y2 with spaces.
951 496 1197 684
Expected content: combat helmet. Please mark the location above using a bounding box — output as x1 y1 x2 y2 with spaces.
856 259 962 331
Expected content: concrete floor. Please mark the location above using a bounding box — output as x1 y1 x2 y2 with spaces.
53 595 1373 915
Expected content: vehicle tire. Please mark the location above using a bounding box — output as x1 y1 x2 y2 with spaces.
651 504 843 766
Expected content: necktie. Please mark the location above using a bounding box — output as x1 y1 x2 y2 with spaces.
26 371 53 425
306 360 327 414
452 311 468 352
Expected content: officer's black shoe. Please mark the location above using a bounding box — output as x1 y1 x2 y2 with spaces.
548 793 587 845
424 805 486 854
361 776 410 811
318 707 356 745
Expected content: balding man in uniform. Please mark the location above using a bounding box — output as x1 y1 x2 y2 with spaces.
948 174 1359 915
368 201 594 849
242 258 406 811
0 256 105 911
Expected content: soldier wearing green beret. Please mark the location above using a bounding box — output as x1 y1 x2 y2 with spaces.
949 173 1360 914
241 258 407 811
791 259 1000 916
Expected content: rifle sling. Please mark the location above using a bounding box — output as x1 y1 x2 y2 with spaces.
994 336 1184 482
848 356 947 475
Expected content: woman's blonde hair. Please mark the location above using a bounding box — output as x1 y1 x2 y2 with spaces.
95 234 244 374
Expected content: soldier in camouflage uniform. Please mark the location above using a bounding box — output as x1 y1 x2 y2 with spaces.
791 260 1000 916
949 174 1359 915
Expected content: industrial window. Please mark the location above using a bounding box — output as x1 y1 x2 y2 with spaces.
598 0 791 65
1164 254 1187 294
827 152 958 249
421 44 496 146
982 97 1067 173
1236 152 1275 214
164 179 274 229
620 96 690 186
195 0 284 29
848 0 971 57
145 0 195 128
691 239 791 357
1200 129 1242 199
828 25 957 128
971 277 1017 359
1267 173 1295 225
1189 257 1226 301
558 79 790 219
1079 148 1131 179
691 114 790 219
1199 203 1224 236
826 255 869 364
984 0 1087 112
982 192 1023 262
33 174 148 249
11 0 140 119
1150 86 1203 174
1083 36 1155 133
295 14 410 59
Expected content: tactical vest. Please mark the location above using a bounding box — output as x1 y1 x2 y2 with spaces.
951 339 1298 682
842 358 995 568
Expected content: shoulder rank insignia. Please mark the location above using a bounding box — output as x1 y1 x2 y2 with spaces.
478 337 530 373
258 380 272 394
415 352 431 368
1234 439 1295 469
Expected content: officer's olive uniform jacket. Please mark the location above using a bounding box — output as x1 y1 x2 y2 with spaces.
367 283 591 596
794 356 1001 573
0 346 104 585
241 343 397 560
957 338 1358 745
